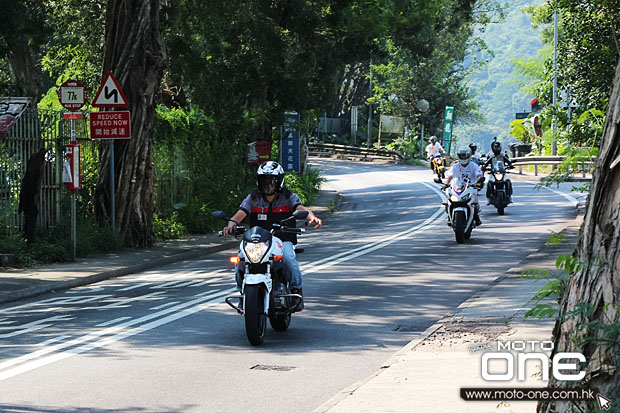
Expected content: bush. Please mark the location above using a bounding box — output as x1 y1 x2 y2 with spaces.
154 211 188 241
284 166 325 205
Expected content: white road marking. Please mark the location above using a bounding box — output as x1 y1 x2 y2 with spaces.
0 316 74 339
97 292 165 309
0 288 236 381
96 317 131 327
150 301 180 310
118 282 152 291
36 336 71 347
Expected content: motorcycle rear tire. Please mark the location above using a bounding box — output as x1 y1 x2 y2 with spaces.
454 211 466 244
244 285 267 346
496 192 506 215
269 313 291 331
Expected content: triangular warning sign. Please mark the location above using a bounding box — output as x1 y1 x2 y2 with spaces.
92 71 129 108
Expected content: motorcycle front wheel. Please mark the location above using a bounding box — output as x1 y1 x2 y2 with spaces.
496 192 506 215
244 285 267 346
454 211 466 244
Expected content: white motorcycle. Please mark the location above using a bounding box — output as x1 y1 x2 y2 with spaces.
212 210 308 346
442 178 482 243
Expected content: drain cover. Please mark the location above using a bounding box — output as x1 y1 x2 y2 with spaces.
250 365 296 372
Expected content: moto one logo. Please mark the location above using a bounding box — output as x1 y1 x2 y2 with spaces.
482 340 586 382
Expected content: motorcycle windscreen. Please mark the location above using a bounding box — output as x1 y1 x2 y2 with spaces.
243 226 272 243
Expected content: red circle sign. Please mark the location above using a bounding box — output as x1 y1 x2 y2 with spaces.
57 80 87 112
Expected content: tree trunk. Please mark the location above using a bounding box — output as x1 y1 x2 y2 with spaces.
539 59 620 412
94 0 165 247
6 34 40 104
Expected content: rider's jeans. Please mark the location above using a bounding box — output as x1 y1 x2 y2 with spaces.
235 241 303 290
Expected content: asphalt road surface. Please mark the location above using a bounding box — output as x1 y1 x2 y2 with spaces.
0 159 580 413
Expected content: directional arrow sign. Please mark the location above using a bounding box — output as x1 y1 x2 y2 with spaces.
92 71 129 108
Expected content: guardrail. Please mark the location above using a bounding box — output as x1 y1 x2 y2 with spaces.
510 155 595 177
308 142 404 161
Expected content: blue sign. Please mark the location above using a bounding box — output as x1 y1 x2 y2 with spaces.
281 129 300 173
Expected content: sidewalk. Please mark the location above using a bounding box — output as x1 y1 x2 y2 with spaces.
0 184 343 305
314 213 583 413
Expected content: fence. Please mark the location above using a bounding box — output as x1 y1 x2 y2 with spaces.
0 109 96 236
308 142 404 161
511 155 595 177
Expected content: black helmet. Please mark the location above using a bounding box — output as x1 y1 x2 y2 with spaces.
468 142 477 153
430 136 437 143
491 140 502 156
256 161 284 196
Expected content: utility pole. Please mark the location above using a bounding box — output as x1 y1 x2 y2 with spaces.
552 8 558 156
367 59 372 148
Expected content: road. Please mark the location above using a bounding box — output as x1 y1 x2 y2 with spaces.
0 159 580 412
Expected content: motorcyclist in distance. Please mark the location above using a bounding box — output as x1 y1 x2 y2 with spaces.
482 139 514 204
426 135 445 174
469 143 482 166
222 161 322 312
444 146 484 226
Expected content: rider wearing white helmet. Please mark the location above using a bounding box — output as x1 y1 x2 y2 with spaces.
445 147 484 226
223 161 322 312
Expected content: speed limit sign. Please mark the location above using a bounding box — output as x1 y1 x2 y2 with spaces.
58 80 87 112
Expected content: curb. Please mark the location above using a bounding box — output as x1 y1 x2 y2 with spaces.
313 212 582 413
0 241 239 305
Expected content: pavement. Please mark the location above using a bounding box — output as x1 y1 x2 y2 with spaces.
0 171 585 412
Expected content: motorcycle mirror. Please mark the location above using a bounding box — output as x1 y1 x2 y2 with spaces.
433 177 443 184
211 211 228 220
293 210 309 220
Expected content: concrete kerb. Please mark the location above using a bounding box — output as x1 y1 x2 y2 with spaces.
313 212 583 413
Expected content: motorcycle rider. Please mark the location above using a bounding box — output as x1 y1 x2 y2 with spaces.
482 139 514 204
469 142 482 166
223 161 322 312
444 146 484 226
426 136 445 174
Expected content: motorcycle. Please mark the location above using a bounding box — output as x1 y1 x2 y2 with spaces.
485 161 512 215
442 178 482 244
431 154 447 181
212 209 308 346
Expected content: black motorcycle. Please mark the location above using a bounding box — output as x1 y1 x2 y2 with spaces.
484 162 513 215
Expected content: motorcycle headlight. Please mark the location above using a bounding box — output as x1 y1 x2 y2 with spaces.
450 194 460 202
462 193 471 202
494 172 504 181
243 241 269 264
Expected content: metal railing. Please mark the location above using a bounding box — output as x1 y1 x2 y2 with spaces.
510 155 595 177
0 109 96 236
308 142 404 161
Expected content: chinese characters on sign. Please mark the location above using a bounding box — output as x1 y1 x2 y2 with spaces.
443 106 454 154
89 111 131 139
281 112 300 173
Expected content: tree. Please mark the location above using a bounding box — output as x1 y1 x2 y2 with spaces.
93 0 165 247
538 58 620 412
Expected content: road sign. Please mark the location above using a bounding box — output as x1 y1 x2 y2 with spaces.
58 80 87 112
90 111 131 139
443 106 454 154
281 128 300 173
63 112 83 120
92 71 129 108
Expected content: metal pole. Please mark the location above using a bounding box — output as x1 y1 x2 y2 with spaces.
552 9 558 156
367 59 372 148
110 140 115 231
70 119 77 260
420 123 425 157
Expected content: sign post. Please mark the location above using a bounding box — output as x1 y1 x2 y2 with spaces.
58 80 87 260
91 71 130 232
443 106 454 154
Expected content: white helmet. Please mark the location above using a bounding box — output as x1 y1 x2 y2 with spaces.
257 161 285 196
457 147 472 166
